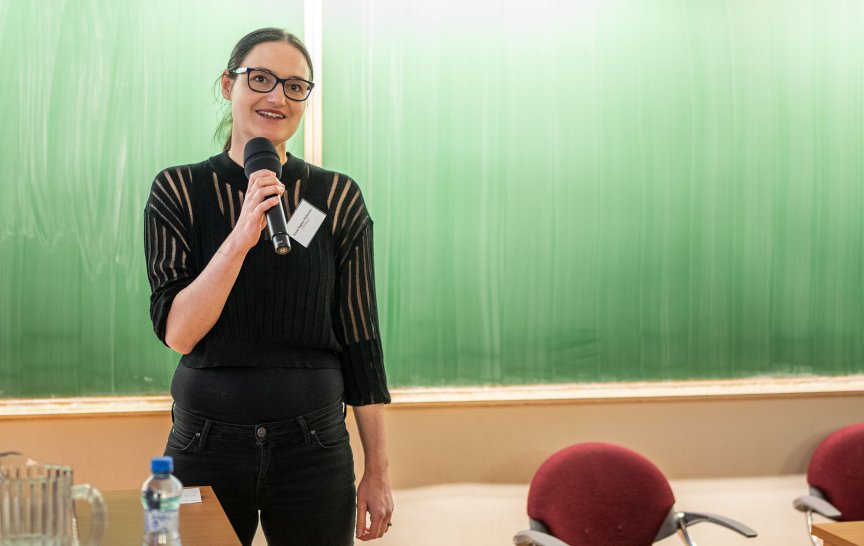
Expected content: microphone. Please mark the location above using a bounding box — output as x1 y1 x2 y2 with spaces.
243 137 291 255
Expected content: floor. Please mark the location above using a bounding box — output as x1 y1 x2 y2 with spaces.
252 475 822 545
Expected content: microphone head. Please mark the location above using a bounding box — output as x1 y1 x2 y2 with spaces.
243 137 282 179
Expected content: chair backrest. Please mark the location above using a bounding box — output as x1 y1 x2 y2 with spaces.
527 442 675 546
807 422 864 521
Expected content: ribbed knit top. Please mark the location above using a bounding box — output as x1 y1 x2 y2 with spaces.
144 151 390 406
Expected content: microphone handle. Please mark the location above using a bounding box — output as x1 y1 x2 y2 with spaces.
265 199 292 255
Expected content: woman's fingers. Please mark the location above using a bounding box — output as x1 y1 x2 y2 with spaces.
230 173 285 250
369 508 388 539
255 195 283 214
356 477 394 541
355 498 368 539
245 169 278 192
248 173 283 203
358 506 392 540
250 183 284 208
247 170 283 197
245 169 283 213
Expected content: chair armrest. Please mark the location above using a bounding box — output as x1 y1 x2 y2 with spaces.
678 511 757 538
793 495 842 519
513 529 571 546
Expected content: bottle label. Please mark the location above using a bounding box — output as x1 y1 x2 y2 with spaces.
145 510 179 533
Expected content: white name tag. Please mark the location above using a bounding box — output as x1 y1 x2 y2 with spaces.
180 487 202 504
286 199 326 247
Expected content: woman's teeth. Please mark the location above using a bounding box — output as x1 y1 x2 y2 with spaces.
258 111 285 119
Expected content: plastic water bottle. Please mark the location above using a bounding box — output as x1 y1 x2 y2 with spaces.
141 456 183 545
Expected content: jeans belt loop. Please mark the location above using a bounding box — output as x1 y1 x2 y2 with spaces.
297 415 311 446
199 419 213 450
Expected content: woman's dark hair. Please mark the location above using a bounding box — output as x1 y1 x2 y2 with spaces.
214 28 314 152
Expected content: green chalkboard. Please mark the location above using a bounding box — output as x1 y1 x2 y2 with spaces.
1 0 863 397
0 0 305 396
321 0 864 387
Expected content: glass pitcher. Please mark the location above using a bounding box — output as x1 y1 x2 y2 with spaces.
0 452 105 545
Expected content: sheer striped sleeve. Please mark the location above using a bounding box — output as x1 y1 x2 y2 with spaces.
144 168 195 346
330 178 390 406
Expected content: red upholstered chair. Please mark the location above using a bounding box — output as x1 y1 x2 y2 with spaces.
513 443 757 546
793 423 864 545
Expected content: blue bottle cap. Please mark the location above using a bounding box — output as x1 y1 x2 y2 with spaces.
151 456 173 474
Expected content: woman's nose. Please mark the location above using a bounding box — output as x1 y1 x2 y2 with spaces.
267 85 287 104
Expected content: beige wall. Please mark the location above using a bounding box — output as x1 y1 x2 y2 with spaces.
2 391 863 491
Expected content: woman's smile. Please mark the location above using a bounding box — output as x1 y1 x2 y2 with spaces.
256 109 286 120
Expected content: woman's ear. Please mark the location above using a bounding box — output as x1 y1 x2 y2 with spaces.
220 71 233 100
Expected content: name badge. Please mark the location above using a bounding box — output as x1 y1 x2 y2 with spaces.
286 199 326 247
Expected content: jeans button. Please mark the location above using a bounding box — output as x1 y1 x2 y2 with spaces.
256 426 267 439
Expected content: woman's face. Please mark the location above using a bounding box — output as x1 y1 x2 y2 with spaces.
221 41 311 151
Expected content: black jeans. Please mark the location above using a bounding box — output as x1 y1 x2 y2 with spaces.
164 399 356 546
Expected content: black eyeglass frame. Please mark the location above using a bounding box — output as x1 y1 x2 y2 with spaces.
232 67 315 102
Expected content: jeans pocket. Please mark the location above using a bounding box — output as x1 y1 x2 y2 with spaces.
310 420 350 449
166 426 200 452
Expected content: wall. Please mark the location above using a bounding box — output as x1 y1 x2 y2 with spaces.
2 383 862 490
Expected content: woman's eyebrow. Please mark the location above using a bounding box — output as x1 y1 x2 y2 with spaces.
251 66 307 80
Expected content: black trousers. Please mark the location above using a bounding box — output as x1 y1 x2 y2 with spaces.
164 400 356 545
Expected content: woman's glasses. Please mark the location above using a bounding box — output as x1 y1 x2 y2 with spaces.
232 67 315 102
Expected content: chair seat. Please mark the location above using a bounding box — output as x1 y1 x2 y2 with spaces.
522 442 758 546
527 443 675 546
806 423 864 521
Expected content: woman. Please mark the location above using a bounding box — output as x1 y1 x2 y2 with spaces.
144 28 393 545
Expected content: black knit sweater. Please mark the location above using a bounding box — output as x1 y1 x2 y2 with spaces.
144 151 390 406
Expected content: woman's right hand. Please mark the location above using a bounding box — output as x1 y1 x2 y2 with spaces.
228 169 285 252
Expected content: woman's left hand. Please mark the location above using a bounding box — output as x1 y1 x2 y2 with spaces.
356 472 394 540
